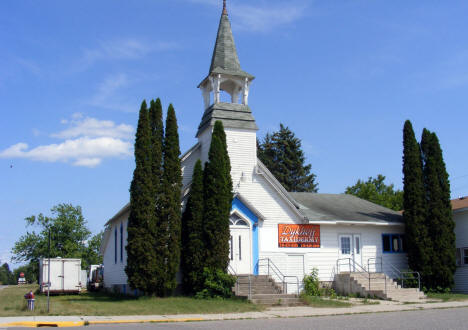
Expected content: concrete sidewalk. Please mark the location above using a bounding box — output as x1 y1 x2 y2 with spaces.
1 299 468 328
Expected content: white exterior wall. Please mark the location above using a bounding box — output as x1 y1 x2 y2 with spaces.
181 145 201 188
102 210 129 289
257 223 407 282
102 122 408 294
224 128 257 188
454 209 468 293
198 129 212 166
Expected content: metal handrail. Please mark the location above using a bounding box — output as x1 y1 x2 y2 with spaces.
367 257 421 291
386 262 421 290
258 258 300 294
367 257 383 272
336 257 384 294
227 264 240 296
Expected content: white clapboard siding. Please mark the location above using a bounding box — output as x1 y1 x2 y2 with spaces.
285 255 305 293
181 144 201 188
102 211 129 288
258 224 407 284
454 209 468 292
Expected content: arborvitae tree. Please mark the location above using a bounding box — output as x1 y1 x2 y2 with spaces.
149 98 164 205
161 104 182 294
258 124 318 192
402 120 431 280
125 100 158 294
148 98 165 294
421 129 455 289
203 121 233 271
181 160 205 294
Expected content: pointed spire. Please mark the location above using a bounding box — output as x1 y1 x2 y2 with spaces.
209 4 240 74
222 0 227 15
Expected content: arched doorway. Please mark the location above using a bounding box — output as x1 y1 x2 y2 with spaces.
229 213 252 274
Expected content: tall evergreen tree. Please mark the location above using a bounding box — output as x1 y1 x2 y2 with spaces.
148 98 165 294
402 120 431 280
203 121 233 271
125 100 158 294
258 124 318 192
161 104 182 294
181 160 205 294
149 98 164 204
421 129 455 289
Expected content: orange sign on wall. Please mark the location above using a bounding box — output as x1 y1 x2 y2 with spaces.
278 224 320 248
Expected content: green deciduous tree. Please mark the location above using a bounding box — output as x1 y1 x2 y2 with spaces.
203 121 233 271
125 100 159 294
13 263 36 284
161 104 182 294
11 203 101 281
421 129 455 289
345 174 403 211
0 263 15 284
258 124 318 192
402 120 432 283
181 159 205 294
82 231 104 267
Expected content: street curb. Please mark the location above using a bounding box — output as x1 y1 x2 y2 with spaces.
0 321 85 328
0 318 205 328
88 318 205 325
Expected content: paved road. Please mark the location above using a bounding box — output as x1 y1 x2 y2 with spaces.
0 285 7 291
50 307 467 330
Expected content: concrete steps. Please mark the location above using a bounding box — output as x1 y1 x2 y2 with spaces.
335 272 426 302
233 275 303 306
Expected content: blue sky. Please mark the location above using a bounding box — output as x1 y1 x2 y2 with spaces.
1 0 467 267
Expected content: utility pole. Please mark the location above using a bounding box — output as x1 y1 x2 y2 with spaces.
47 228 51 313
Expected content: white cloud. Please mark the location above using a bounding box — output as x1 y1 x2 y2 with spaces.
231 3 306 32
0 116 134 167
52 116 133 140
0 137 131 167
73 158 103 167
80 38 180 68
189 0 307 32
88 73 137 113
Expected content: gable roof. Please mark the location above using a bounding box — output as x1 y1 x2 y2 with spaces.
452 196 468 211
105 143 201 227
290 192 403 224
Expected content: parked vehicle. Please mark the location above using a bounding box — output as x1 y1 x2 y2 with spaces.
87 264 103 291
39 258 82 294
17 272 26 285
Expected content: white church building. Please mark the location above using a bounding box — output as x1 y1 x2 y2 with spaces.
100 3 408 295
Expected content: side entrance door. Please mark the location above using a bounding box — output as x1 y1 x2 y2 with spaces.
338 234 362 272
229 216 252 274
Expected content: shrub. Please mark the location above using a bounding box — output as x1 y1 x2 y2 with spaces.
195 268 236 299
303 268 321 296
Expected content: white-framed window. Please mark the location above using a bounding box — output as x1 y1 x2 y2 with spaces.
456 248 468 266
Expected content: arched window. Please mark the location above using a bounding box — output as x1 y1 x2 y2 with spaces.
229 213 249 227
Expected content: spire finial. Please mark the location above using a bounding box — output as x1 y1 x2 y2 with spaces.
222 0 228 15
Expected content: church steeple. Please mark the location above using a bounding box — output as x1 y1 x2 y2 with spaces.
196 1 257 137
208 1 252 79
198 0 254 111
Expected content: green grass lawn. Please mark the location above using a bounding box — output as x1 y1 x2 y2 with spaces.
300 295 352 308
426 292 468 302
0 285 263 316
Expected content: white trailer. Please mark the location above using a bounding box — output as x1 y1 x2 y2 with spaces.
39 258 82 294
